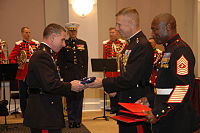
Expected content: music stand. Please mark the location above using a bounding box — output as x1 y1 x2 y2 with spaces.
91 58 117 121
0 64 18 127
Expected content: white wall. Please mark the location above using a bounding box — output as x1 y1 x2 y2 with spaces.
97 0 117 58
0 0 45 53
116 0 171 38
44 0 69 27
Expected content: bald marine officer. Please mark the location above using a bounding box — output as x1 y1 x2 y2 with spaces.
57 23 88 128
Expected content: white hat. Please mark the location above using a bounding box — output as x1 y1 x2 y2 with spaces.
65 22 80 31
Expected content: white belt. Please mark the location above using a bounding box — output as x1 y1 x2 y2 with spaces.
26 59 30 62
155 88 173 95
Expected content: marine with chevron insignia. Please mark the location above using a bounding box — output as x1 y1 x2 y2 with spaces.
9 27 39 117
136 13 200 133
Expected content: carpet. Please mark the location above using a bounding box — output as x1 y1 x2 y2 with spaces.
0 122 91 133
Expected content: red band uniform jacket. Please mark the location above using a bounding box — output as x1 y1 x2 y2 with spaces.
0 50 5 63
103 39 127 77
9 39 39 80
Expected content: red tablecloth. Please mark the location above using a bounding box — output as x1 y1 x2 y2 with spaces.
190 78 200 117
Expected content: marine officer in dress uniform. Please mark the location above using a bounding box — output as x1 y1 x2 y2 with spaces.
136 13 200 133
24 23 85 133
87 8 154 133
57 22 88 128
9 27 39 117
103 27 127 114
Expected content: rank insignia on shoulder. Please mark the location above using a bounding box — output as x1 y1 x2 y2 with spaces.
177 55 188 75
160 53 172 68
77 44 85 50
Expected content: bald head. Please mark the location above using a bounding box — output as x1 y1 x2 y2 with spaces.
153 13 176 31
151 13 177 44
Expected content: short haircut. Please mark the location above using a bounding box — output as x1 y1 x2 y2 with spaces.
154 13 176 30
109 27 116 31
43 23 66 39
116 7 140 27
21 27 30 33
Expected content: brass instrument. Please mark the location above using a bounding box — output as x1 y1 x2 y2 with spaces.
17 50 27 70
0 40 9 64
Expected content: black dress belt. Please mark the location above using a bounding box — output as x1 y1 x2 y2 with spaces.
28 88 47 95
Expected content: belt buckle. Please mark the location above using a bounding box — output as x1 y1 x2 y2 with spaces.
154 88 157 94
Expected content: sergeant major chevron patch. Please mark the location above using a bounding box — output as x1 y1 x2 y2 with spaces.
176 55 188 75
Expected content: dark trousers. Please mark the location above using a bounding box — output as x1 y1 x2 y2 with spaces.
119 122 151 133
66 91 84 124
110 94 119 112
18 80 28 117
30 128 62 133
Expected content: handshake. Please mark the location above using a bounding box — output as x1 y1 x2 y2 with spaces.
70 77 103 92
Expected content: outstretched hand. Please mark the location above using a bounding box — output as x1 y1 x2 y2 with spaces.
85 78 103 88
70 80 86 92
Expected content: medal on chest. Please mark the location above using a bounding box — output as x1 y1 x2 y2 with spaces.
160 53 172 68
77 44 85 50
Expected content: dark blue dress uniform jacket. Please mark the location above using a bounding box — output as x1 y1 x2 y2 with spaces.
103 31 153 104
24 43 72 129
57 38 88 98
103 31 154 132
151 34 200 133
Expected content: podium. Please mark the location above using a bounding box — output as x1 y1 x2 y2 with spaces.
91 59 117 121
0 64 18 126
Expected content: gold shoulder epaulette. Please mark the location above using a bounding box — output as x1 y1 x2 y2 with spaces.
31 39 39 45
103 40 109 44
15 40 23 45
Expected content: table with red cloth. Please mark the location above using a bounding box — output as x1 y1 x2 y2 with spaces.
190 77 200 118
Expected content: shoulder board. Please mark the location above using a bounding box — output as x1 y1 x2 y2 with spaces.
103 40 109 44
31 39 39 44
119 39 126 43
15 40 23 45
